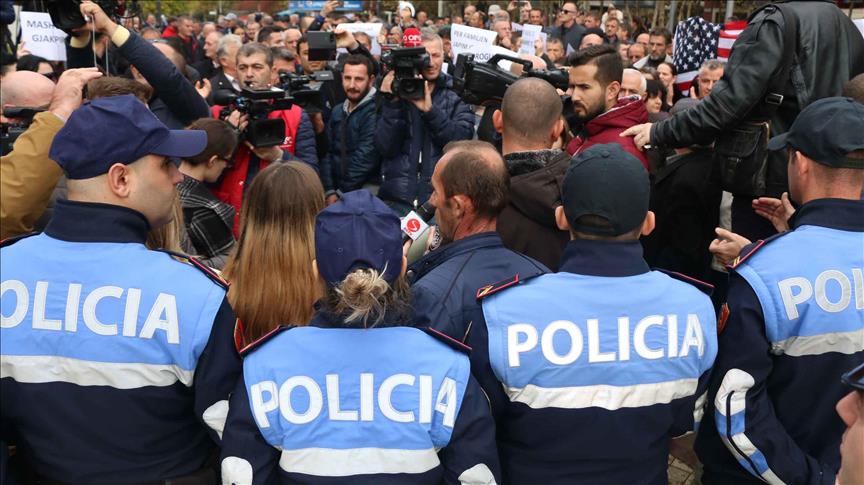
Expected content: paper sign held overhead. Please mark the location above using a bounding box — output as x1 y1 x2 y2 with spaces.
19 11 67 61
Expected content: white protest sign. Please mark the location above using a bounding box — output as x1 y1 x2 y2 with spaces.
340 22 384 56
19 11 67 61
854 19 864 41
519 23 542 55
538 32 548 53
511 22 522 32
450 23 497 63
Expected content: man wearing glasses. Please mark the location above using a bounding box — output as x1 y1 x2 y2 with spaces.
548 2 585 54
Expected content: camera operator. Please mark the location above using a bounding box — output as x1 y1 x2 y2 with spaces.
376 29 474 215
320 54 379 205
212 42 318 236
73 1 210 129
1 68 103 240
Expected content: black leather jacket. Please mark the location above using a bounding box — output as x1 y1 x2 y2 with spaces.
651 1 864 197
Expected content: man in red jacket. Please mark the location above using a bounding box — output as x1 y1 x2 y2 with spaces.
566 44 649 170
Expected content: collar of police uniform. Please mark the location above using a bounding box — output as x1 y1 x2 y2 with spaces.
558 239 650 277
409 231 505 278
44 199 150 244
789 198 864 233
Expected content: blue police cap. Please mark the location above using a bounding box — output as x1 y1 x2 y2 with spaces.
49 95 207 179
767 97 864 169
561 144 650 236
315 190 404 286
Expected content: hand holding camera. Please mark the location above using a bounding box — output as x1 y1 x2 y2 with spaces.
77 1 118 37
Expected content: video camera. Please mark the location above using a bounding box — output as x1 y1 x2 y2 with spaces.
277 70 335 113
450 53 569 106
46 0 139 33
1 107 45 156
381 47 430 101
214 87 295 148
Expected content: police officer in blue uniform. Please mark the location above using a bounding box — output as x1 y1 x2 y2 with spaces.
473 144 718 484
409 140 547 342
219 190 500 484
0 95 241 483
695 97 864 485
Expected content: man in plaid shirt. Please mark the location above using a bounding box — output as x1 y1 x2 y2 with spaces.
178 119 238 269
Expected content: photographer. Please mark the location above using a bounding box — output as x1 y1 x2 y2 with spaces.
1 68 102 240
212 42 317 236
73 1 210 129
320 54 379 205
376 30 474 215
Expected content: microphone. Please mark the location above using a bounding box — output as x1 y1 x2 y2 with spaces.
402 27 422 48
401 201 435 244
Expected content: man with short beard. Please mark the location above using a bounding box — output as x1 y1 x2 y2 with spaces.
319 55 380 204
566 44 649 169
632 27 672 70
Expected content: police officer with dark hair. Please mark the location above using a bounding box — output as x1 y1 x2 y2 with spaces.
0 95 241 483
219 190 500 484
472 143 718 483
695 98 864 485
410 140 548 342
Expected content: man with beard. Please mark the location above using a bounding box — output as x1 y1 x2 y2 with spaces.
632 27 672 70
408 141 548 343
320 55 380 204
566 44 649 170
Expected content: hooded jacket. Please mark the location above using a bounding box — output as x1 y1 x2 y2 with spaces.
320 87 380 195
498 149 571 271
566 96 650 170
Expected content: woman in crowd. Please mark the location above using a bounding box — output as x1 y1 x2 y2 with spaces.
657 61 681 109
177 118 238 269
219 190 500 484
645 79 669 121
223 162 325 346
15 54 56 81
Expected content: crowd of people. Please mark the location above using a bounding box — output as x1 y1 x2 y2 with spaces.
1 0 863 484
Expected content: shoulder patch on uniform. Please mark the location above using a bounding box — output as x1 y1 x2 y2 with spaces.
730 230 790 270
718 303 730 334
422 327 472 355
234 319 247 353
239 325 293 357
654 268 714 296
0 232 39 248
476 272 541 300
154 249 229 290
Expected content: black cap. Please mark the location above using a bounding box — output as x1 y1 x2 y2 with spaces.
767 97 864 169
561 144 650 236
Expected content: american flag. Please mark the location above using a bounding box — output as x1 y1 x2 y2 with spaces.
672 16 722 95
717 19 748 61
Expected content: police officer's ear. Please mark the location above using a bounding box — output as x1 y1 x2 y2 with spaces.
106 162 134 198
640 210 656 237
492 109 503 134
555 205 571 233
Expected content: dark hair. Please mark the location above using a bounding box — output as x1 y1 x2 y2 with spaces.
342 54 374 77
237 42 274 67
438 25 451 39
648 27 672 45
842 73 864 103
257 25 284 43
86 77 153 103
183 118 239 165
16 54 50 73
568 44 622 88
572 214 642 241
440 141 510 219
645 79 663 99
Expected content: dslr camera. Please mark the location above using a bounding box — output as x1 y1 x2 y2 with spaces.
277 70 335 113
214 87 294 148
47 0 139 33
450 53 569 106
381 47 431 101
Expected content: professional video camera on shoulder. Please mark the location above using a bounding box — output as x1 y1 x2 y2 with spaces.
380 47 430 101
214 86 294 148
276 71 335 113
451 53 569 106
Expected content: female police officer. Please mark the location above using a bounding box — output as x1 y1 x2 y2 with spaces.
219 190 500 484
